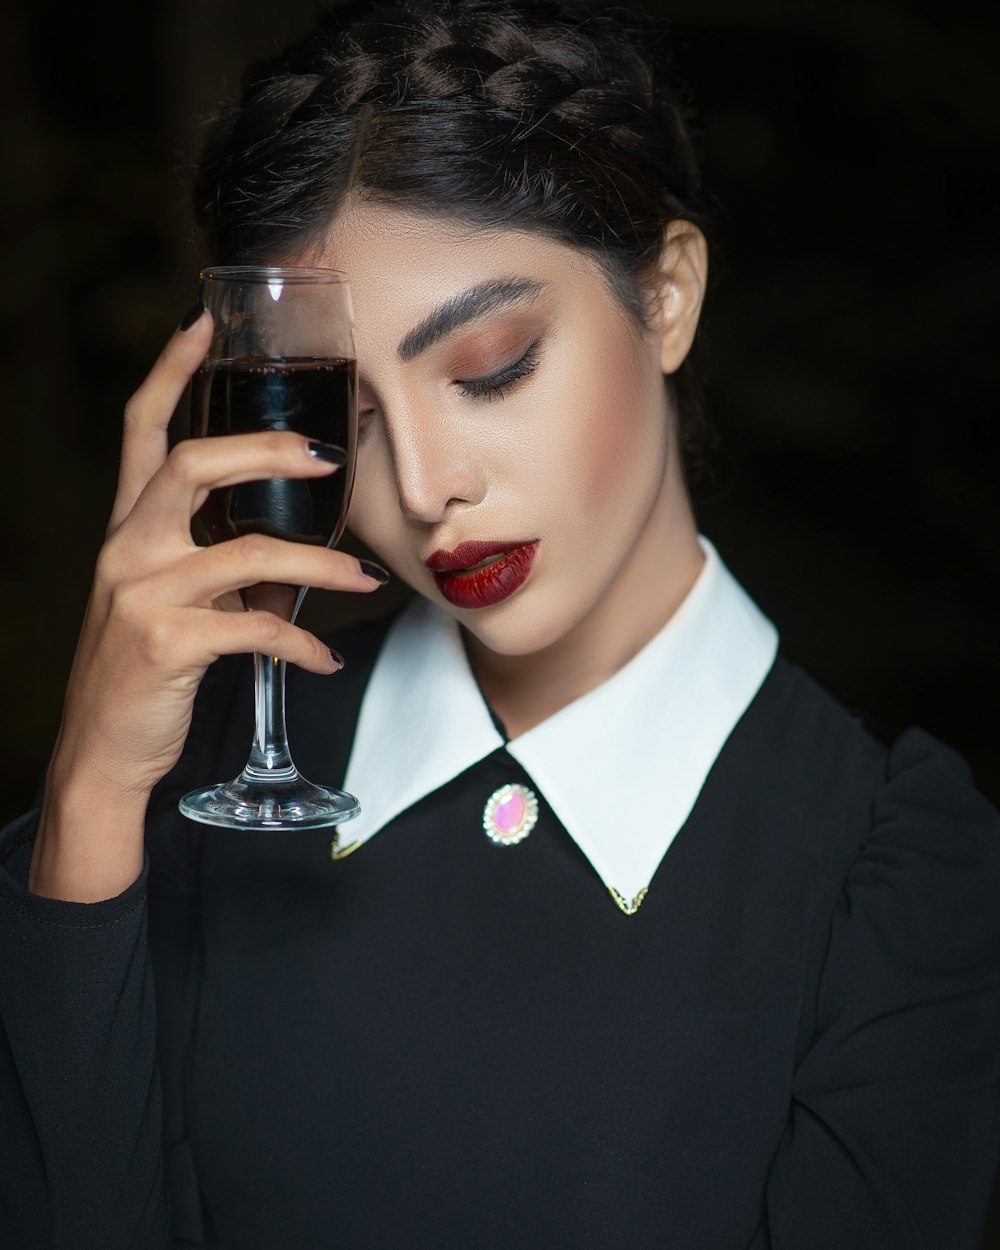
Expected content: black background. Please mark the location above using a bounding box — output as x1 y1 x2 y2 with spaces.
2 0 998 1238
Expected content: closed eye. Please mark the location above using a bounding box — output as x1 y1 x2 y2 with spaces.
456 341 542 402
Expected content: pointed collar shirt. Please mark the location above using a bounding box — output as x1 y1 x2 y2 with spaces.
338 537 779 906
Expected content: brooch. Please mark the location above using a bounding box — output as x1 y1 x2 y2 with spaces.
482 783 538 846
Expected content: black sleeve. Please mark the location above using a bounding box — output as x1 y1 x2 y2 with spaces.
0 816 167 1249
0 654 248 1250
755 729 1000 1249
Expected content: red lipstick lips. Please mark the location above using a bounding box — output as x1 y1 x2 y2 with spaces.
425 540 539 609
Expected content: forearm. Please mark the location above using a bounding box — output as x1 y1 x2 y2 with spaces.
29 755 149 901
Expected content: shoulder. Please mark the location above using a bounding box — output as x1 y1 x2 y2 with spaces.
743 653 995 809
731 657 1000 1055
755 686 1000 1249
727 655 888 838
850 724 1000 971
720 654 1000 897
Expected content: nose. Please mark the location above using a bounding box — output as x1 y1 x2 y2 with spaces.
386 403 486 523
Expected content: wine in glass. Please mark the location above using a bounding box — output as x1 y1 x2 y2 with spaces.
178 266 360 830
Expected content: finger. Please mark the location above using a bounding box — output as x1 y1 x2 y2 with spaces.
188 607 343 674
125 431 346 544
152 536 383 607
110 306 214 531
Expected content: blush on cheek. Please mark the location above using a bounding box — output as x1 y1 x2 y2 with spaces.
572 358 666 519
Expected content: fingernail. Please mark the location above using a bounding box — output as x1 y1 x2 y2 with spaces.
328 647 345 671
178 301 205 331
307 441 348 465
359 559 390 585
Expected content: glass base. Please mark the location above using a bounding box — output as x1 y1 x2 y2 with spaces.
179 769 360 830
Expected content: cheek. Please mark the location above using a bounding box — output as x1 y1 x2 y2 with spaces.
531 340 667 524
346 444 400 556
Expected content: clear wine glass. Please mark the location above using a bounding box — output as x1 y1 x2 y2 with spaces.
178 266 361 830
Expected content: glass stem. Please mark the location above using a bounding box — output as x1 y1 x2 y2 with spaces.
243 653 297 782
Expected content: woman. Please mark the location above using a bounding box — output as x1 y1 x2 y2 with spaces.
1 0 998 1246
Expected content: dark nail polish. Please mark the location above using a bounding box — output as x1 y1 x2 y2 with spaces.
359 559 390 585
178 301 205 331
307 441 348 465
328 647 345 670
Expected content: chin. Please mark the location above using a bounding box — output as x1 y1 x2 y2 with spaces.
447 588 590 658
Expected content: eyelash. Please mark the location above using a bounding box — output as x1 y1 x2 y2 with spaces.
456 341 542 402
357 341 543 438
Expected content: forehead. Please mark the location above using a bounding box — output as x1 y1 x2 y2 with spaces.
307 201 625 335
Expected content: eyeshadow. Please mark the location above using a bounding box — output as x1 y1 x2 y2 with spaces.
442 315 547 378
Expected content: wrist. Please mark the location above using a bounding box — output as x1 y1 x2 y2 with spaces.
29 765 149 902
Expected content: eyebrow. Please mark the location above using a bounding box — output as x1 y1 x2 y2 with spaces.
396 277 547 362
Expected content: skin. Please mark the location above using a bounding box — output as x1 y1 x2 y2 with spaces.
29 324 381 902
311 202 709 736
28 203 708 901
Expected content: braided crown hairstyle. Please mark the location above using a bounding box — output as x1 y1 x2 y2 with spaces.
194 0 710 453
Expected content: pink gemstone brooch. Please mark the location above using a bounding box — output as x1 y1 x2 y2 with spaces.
482 783 539 846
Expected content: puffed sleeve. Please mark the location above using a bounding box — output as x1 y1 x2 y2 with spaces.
758 729 1000 1249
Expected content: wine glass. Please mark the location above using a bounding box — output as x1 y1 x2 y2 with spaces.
178 266 361 830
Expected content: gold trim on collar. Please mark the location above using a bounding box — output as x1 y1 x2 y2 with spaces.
609 886 648 916
330 831 363 861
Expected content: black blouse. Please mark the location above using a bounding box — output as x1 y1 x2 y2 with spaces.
1 609 999 1249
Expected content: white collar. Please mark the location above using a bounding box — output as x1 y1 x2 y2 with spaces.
338 538 778 905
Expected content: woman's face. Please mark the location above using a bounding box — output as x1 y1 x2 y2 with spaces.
313 202 697 659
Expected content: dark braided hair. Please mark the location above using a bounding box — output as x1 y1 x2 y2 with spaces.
194 0 711 455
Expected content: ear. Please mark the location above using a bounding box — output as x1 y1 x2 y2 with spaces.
645 221 708 375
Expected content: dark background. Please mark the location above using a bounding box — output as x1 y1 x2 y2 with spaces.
2 0 998 1238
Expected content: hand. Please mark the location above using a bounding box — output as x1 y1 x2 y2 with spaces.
30 307 382 899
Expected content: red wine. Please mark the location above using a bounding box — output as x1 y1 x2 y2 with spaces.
192 356 357 547
190 356 357 618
